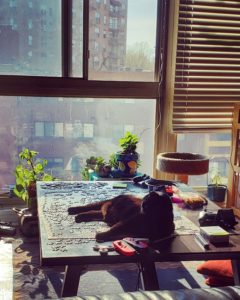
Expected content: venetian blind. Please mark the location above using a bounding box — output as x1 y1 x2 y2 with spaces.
172 0 240 132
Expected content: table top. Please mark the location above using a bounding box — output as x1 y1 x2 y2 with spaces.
37 181 240 267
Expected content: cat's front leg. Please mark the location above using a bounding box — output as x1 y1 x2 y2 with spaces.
68 206 86 215
75 210 103 223
95 215 144 242
95 230 126 242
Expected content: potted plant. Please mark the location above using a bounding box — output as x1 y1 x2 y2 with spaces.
13 148 54 236
207 172 227 202
114 131 140 177
81 156 111 180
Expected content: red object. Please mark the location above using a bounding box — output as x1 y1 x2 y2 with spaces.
113 240 136 256
197 259 233 278
165 185 173 194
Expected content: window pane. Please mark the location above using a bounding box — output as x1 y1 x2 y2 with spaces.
35 122 44 137
0 96 155 188
88 0 157 81
177 133 231 187
0 0 61 76
71 0 83 77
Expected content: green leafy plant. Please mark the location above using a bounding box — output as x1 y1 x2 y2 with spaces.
14 148 54 207
119 131 139 155
211 172 222 187
81 156 111 180
109 153 118 169
81 167 92 181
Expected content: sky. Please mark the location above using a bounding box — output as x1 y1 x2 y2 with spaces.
126 0 158 48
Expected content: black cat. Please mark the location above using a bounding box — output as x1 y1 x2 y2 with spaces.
68 191 175 242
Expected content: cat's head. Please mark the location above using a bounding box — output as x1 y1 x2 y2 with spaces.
141 191 173 214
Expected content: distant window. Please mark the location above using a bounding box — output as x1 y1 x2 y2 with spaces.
55 123 64 137
35 122 44 137
45 122 54 137
46 157 64 168
28 35 32 46
83 123 94 138
28 20 33 29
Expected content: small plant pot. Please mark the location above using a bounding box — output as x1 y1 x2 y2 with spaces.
95 165 112 178
12 207 39 237
115 152 139 177
207 184 227 202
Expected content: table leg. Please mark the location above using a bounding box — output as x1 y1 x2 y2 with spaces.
61 264 87 297
140 257 159 290
231 260 240 285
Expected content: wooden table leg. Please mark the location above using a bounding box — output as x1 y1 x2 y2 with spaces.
140 257 159 290
232 260 240 285
61 265 87 297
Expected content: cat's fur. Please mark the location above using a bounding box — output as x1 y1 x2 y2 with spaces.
68 191 175 242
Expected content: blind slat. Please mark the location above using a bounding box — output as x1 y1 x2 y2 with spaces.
173 0 240 132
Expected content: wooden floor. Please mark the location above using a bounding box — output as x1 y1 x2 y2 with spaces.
0 194 24 300
0 241 13 300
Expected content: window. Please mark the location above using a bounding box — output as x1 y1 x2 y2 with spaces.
172 0 240 189
88 0 158 81
28 35 32 46
35 122 44 137
28 20 33 29
35 122 63 137
1 1 61 76
83 123 94 138
0 97 155 184
0 1 167 190
177 133 231 187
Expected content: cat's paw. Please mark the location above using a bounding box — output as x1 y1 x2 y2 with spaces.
75 214 90 223
95 231 108 242
68 207 79 215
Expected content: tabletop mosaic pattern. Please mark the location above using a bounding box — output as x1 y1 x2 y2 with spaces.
37 181 147 253
37 181 199 254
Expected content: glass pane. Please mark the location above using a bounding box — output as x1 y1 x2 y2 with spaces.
177 133 231 187
0 96 155 191
0 0 61 76
71 0 83 77
88 0 157 81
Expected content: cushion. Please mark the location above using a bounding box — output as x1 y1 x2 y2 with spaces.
205 275 234 287
197 260 233 278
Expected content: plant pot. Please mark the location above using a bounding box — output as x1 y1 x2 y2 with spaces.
95 165 112 178
207 184 227 202
115 152 139 177
12 207 39 237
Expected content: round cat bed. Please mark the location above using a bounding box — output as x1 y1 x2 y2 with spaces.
157 152 209 175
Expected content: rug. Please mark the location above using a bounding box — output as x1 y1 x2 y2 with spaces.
11 235 208 300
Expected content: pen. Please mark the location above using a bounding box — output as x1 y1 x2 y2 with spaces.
194 233 210 250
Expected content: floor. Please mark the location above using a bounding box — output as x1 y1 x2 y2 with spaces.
0 241 13 300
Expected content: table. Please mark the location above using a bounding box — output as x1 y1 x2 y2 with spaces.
37 181 240 297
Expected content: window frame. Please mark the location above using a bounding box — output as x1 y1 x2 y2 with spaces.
0 0 164 100
0 0 171 180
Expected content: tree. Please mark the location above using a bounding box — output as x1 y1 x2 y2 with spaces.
125 42 154 70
